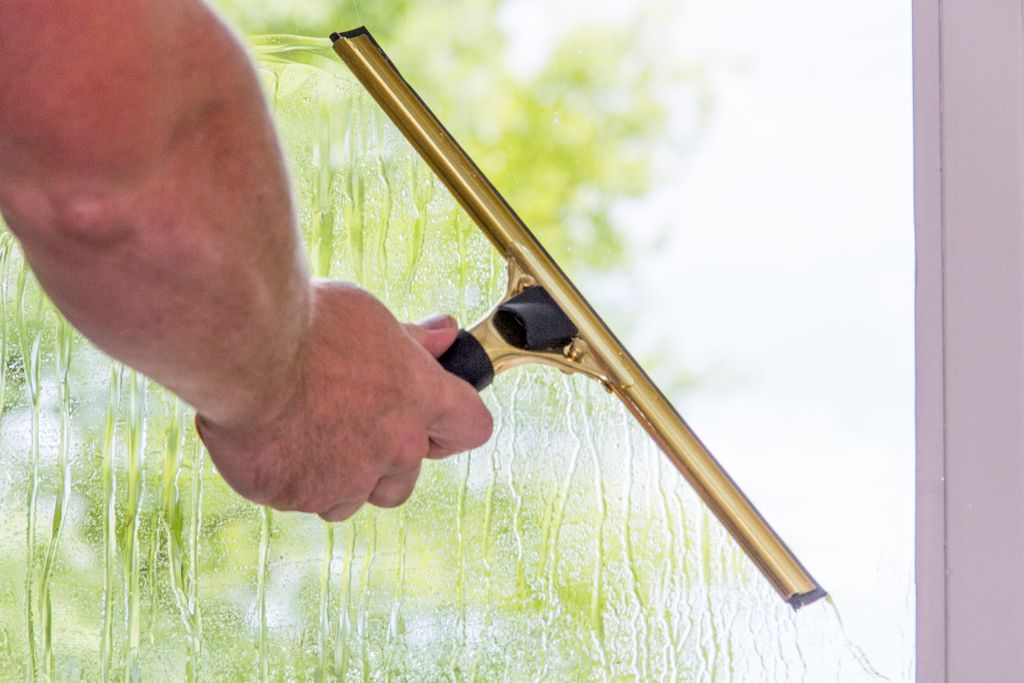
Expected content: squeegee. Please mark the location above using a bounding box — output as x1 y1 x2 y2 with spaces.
330 27 826 609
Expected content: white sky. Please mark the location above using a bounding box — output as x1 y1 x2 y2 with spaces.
502 0 914 677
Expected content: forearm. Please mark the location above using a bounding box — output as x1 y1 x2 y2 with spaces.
0 1 310 426
0 1 494 518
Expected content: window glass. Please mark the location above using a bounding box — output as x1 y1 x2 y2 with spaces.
0 1 912 680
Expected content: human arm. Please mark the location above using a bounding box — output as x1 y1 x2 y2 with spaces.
0 1 493 519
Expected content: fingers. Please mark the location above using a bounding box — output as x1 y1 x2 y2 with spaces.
318 465 422 522
405 313 495 457
318 499 364 522
210 292 488 523
367 465 421 508
403 314 458 359
315 311 489 525
418 312 457 332
426 439 459 460
428 377 494 457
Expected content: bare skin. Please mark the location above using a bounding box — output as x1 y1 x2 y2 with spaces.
0 1 493 520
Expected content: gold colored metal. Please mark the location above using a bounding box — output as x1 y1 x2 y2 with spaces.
331 27 825 609
464 259 612 384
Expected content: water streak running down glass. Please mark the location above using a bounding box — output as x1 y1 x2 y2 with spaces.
0 39 893 681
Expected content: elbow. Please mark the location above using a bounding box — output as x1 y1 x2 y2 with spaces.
1 183 137 250
49 192 136 247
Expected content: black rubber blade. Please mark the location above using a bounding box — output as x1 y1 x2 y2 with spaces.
330 27 369 43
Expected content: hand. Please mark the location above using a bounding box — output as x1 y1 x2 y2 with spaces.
195 280 494 521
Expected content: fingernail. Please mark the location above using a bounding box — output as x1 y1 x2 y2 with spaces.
419 313 456 330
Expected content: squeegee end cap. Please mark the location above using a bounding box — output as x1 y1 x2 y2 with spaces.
331 27 370 43
787 586 828 611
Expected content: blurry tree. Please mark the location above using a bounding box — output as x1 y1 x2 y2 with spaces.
0 4 727 681
210 0 709 269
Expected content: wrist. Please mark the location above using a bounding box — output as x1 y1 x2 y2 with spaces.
197 279 313 434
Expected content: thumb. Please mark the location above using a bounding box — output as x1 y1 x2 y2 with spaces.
403 314 459 359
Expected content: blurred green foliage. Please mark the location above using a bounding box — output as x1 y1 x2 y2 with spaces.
0 5 871 681
0 3 734 680
211 0 705 269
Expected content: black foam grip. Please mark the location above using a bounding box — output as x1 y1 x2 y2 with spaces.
493 286 578 351
438 330 495 391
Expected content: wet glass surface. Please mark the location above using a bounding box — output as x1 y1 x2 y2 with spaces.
0 41 903 681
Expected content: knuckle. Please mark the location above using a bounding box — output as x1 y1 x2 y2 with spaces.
293 465 377 515
368 481 415 509
339 466 378 501
390 428 428 468
451 377 482 411
292 500 321 514
244 457 298 510
292 491 337 515
406 358 436 398
319 501 362 523
368 490 405 509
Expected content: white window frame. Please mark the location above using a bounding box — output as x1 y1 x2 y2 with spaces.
915 0 1024 679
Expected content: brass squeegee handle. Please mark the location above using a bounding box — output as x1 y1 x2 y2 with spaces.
438 284 581 390
331 27 825 609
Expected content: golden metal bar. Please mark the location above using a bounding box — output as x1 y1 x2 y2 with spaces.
331 27 825 609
